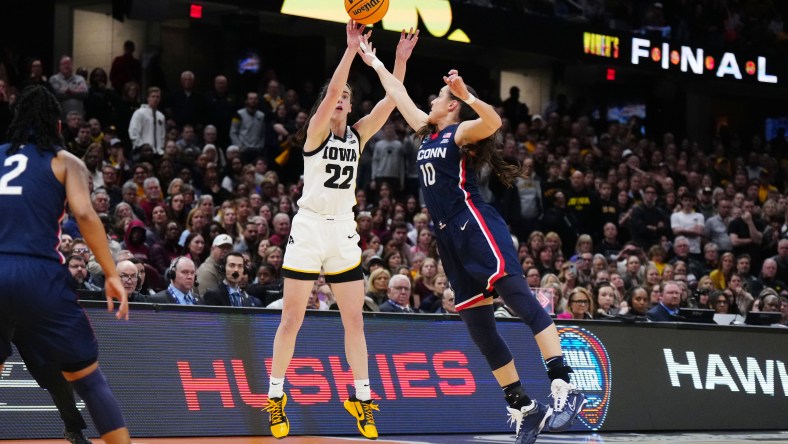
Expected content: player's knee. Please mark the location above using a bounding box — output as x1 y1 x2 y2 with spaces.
460 305 513 369
70 368 125 435
496 275 553 333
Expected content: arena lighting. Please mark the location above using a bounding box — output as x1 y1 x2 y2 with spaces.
190 3 202 19
280 0 470 42
606 68 616 81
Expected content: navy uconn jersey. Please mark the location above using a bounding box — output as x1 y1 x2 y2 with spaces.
297 126 360 215
417 123 485 223
0 144 66 263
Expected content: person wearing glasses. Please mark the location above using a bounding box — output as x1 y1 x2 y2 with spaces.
557 288 594 320
117 260 145 303
379 274 415 313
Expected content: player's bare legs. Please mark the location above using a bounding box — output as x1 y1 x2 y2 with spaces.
331 279 369 380
270 278 313 378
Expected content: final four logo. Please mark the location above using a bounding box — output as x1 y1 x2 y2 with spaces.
556 326 612 431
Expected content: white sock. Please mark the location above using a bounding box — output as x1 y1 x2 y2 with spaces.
268 376 285 399
354 379 371 401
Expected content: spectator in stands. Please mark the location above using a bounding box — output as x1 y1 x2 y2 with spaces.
540 191 578 258
117 260 145 303
671 192 705 258
597 222 622 261
593 281 618 319
700 242 720 277
129 87 166 155
724 273 754 315
110 41 142 94
557 287 594 320
712 291 731 314
710 252 735 290
267 213 291 249
729 199 766 269
166 70 204 129
378 274 414 313
195 234 233 297
705 198 733 252
750 258 786 298
647 281 681 322
772 239 788 283
204 252 262 307
231 91 266 164
620 286 649 318
50 55 87 119
371 122 406 199
418 272 448 313
149 257 201 304
205 76 236 147
669 236 704 279
630 184 669 250
365 267 390 308
67 255 101 291
183 232 206 269
435 287 457 314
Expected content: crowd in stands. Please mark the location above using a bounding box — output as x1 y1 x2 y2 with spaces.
514 0 788 52
0 37 787 326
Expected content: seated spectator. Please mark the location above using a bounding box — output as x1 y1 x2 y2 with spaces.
196 234 233 296
183 232 206 269
365 268 390 308
593 281 619 319
204 252 262 307
117 259 146 303
712 291 732 314
149 257 201 304
525 266 541 290
412 257 438 308
619 286 649 318
435 287 457 314
246 263 284 306
418 273 449 313
710 252 735 290
67 255 101 291
750 258 786 298
379 274 414 313
647 281 681 322
557 287 594 320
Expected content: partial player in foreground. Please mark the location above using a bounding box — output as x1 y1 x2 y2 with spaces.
0 85 130 444
357 36 586 444
264 20 418 440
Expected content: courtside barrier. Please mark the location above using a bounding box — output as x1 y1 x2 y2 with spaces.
2 303 787 439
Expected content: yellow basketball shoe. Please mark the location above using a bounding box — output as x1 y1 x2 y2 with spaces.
264 393 290 439
344 396 379 440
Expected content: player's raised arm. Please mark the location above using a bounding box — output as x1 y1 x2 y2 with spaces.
353 28 419 143
304 20 366 149
442 69 502 146
60 151 128 320
357 34 428 132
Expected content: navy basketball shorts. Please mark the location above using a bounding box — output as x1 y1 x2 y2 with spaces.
0 256 98 367
435 204 522 311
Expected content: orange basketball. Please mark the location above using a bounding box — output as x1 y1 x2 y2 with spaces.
345 0 389 25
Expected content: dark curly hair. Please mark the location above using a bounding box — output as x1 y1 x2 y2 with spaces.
6 85 63 154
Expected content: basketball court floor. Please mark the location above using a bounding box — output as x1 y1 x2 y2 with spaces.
5 431 788 443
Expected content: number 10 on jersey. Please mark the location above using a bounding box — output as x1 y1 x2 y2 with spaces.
420 162 436 186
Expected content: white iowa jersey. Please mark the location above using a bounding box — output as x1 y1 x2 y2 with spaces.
297 126 361 215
